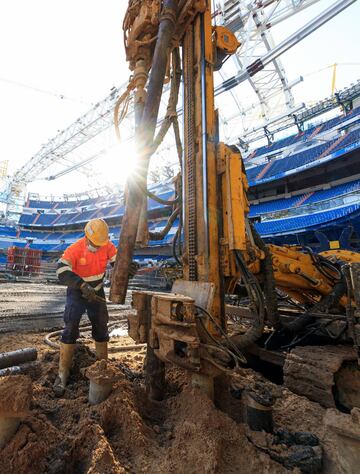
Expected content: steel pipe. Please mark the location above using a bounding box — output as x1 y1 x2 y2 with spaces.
0 362 39 377
0 348 37 369
110 0 179 303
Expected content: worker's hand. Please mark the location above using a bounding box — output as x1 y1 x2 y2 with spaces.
128 261 139 279
80 282 98 302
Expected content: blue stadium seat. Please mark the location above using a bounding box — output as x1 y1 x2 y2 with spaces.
0 226 17 237
246 130 360 186
6 113 359 254
249 196 299 217
255 203 360 236
250 108 360 160
306 179 360 204
250 179 360 217
35 214 58 226
27 200 55 209
19 214 35 225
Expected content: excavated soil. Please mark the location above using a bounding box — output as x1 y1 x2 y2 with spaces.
0 337 343 474
0 374 32 416
0 347 290 474
84 360 122 384
0 284 350 474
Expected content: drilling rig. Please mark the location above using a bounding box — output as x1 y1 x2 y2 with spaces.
110 0 360 410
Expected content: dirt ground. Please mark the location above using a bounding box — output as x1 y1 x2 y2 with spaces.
0 324 347 474
0 281 352 474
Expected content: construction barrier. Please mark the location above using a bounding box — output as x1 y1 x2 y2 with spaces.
6 246 42 275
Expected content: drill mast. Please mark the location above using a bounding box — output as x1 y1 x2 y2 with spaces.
111 0 360 401
182 5 224 325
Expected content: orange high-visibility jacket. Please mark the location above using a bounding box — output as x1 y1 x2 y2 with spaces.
56 237 117 290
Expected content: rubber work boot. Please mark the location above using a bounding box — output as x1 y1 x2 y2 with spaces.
95 341 108 360
53 342 76 397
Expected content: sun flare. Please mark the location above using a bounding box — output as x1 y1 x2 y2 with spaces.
101 142 138 186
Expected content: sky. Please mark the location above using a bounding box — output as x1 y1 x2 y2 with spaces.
0 1 127 182
0 0 359 199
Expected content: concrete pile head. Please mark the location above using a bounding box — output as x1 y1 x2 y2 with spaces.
84 359 122 405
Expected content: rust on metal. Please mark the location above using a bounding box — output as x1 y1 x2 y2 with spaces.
110 0 179 303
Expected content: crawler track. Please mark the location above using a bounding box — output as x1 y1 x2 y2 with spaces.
284 345 359 410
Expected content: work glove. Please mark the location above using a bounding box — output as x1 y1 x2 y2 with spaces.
128 261 139 279
80 282 98 302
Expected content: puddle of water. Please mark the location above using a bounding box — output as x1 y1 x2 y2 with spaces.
109 327 128 337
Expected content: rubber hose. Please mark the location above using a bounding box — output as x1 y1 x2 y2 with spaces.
44 322 146 352
229 251 266 349
281 277 347 334
251 225 279 326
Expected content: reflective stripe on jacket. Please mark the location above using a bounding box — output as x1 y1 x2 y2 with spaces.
56 237 117 290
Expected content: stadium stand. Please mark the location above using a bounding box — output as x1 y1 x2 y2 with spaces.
0 225 17 237
246 127 360 185
255 203 360 237
251 106 360 159
2 106 360 255
249 179 360 217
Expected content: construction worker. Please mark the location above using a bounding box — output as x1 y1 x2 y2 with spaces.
53 218 136 396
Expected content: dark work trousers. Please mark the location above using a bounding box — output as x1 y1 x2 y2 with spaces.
61 287 109 344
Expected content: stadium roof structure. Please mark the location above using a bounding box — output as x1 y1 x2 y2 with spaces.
0 0 357 217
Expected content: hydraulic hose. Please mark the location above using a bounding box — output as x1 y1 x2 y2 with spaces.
135 48 182 206
280 276 347 334
148 208 180 241
229 251 266 349
44 320 146 352
304 247 341 282
172 224 182 265
251 225 279 326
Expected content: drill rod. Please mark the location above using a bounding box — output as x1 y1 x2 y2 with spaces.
110 0 179 304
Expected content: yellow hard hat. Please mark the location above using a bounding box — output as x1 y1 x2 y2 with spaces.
84 218 109 246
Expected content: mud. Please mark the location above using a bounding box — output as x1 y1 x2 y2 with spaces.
274 388 336 471
284 345 357 409
324 408 360 473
